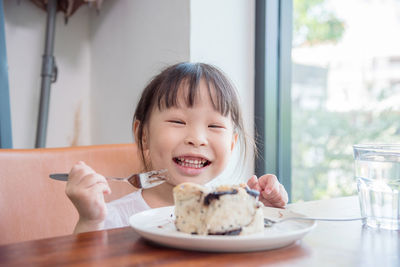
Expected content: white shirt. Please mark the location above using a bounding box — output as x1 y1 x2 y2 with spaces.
103 189 151 229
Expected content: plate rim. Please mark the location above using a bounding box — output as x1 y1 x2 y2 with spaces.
129 205 316 249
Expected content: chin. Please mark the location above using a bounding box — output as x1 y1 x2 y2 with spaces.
170 176 213 186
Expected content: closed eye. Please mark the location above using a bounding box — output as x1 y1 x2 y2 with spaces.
209 124 225 129
168 120 185 125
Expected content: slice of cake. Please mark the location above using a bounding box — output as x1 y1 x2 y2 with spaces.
173 182 264 235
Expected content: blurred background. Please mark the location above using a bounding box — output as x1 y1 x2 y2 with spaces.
2 0 400 202
291 0 400 201
4 0 254 149
3 0 255 187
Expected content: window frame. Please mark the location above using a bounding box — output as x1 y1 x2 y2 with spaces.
254 0 292 199
0 1 12 149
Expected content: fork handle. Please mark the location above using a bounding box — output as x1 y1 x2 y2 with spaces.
49 173 69 181
49 173 127 182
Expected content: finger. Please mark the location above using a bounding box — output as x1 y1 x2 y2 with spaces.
271 201 286 208
78 173 109 189
67 179 111 206
88 182 112 196
260 178 282 200
247 175 259 190
261 194 285 207
261 186 279 201
70 161 89 174
279 183 289 204
68 161 95 185
261 186 286 207
260 175 279 195
262 180 282 199
258 174 278 192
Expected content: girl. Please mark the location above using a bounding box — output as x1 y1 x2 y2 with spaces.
67 62 288 234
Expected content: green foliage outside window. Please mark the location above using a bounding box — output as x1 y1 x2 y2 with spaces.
292 108 400 201
293 0 344 46
291 0 400 201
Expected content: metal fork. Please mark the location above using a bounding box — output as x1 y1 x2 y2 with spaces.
264 216 365 227
49 169 168 189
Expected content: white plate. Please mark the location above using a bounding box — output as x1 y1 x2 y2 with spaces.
129 206 316 252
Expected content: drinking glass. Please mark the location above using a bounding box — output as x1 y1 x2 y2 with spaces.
353 144 400 230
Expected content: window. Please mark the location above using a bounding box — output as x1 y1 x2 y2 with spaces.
255 0 400 202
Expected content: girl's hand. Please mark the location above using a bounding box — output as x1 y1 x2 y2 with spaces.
247 174 288 208
65 161 111 233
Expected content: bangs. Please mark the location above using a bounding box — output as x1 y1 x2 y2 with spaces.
154 63 235 117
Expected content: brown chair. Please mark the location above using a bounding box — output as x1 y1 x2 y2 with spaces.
0 143 142 245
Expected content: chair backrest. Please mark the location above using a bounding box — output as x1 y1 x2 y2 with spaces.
0 143 142 245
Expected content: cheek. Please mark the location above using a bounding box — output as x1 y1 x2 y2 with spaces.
147 130 178 158
214 136 235 164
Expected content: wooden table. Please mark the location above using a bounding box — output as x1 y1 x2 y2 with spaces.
1 196 399 266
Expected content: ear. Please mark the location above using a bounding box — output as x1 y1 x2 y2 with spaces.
133 120 149 150
231 133 238 152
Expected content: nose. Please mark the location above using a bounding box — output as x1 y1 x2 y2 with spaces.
184 128 207 147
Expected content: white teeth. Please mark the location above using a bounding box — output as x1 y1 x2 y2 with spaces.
175 157 208 169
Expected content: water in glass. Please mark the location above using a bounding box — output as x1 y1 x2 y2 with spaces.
354 144 400 230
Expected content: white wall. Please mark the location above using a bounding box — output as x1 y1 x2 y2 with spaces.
5 0 91 148
89 0 190 144
5 0 190 148
4 0 255 178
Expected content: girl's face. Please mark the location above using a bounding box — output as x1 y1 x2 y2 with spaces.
140 80 238 186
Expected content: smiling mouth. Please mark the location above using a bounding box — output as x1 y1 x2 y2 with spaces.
173 157 211 169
